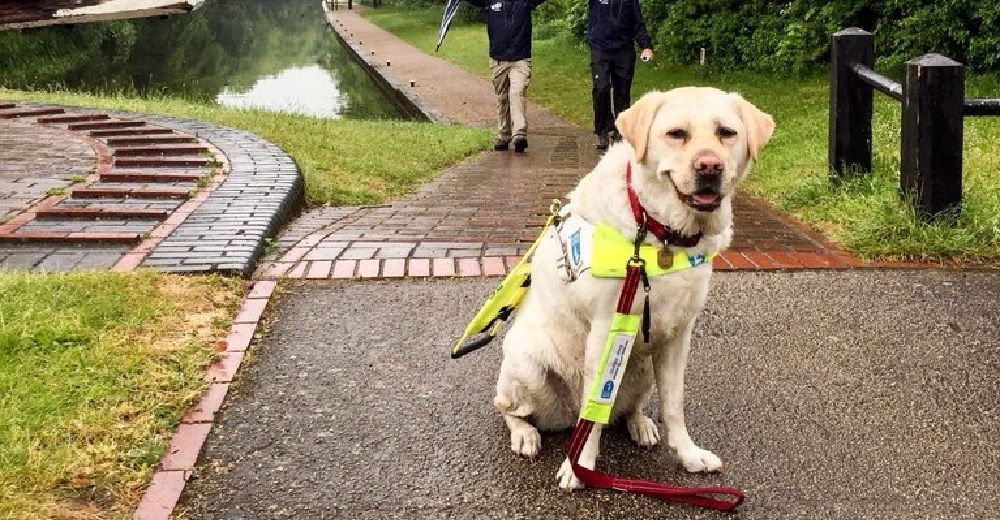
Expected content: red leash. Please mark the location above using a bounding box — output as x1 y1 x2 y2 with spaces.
567 418 745 510
565 198 745 511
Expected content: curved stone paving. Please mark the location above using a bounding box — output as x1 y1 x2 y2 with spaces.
0 120 95 223
0 102 302 275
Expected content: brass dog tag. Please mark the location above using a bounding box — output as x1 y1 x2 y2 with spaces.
657 248 674 269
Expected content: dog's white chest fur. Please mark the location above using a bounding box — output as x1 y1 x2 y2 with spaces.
490 87 774 491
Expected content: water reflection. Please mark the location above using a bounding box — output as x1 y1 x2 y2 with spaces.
217 65 348 117
0 0 408 119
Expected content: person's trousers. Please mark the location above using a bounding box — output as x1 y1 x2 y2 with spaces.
590 46 636 136
490 58 531 140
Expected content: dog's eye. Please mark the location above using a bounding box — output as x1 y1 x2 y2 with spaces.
717 127 737 139
666 129 688 140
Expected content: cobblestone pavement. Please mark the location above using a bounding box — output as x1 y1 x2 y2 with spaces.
0 102 301 274
0 120 95 223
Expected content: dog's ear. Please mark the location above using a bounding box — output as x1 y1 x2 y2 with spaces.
616 92 665 164
730 93 775 160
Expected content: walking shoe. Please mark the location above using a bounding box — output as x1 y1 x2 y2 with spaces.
494 139 510 151
513 137 528 153
595 133 610 150
609 130 622 143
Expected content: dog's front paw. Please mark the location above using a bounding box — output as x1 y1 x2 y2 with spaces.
556 458 586 491
627 414 660 448
510 426 541 458
676 446 723 473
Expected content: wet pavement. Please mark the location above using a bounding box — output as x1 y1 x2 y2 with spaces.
179 271 999 519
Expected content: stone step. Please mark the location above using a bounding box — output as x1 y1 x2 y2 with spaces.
59 198 184 211
100 170 207 183
0 107 65 119
37 113 110 124
0 102 15 110
114 156 212 168
69 120 146 131
35 207 171 220
105 135 198 146
113 144 210 157
71 186 192 199
90 127 174 138
0 231 142 244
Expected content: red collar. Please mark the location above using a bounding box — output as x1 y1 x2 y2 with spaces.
626 162 703 248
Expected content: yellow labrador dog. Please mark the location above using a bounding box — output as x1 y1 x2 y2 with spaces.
493 87 774 490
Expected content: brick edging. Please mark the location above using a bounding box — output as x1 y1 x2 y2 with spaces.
133 280 277 520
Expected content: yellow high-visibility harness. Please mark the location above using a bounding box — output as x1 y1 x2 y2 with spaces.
451 164 744 511
451 201 715 363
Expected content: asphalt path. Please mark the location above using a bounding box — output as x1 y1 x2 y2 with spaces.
179 271 999 519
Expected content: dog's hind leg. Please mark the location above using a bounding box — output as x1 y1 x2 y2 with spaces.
494 325 547 458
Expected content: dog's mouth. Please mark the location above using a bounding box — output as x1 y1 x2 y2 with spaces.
676 186 723 212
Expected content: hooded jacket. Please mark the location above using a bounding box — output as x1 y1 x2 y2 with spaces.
467 0 546 61
586 0 653 51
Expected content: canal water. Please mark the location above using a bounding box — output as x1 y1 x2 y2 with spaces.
0 0 408 119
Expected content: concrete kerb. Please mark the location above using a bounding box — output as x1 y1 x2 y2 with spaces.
133 280 278 520
325 9 448 123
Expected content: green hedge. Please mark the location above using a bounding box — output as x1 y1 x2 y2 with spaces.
394 0 1000 74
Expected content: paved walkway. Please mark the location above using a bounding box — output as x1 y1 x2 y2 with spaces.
140 8 997 520
327 8 570 129
0 102 301 274
255 7 868 281
0 120 95 222
177 272 999 519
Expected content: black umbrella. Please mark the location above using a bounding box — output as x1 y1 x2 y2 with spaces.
435 0 462 51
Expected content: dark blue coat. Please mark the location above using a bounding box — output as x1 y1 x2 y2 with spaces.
586 0 652 51
466 0 546 61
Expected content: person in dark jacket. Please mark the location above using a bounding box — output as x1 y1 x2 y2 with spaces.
587 0 653 150
466 0 546 153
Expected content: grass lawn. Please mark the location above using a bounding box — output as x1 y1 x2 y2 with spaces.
365 8 1000 262
0 271 242 519
0 89 492 207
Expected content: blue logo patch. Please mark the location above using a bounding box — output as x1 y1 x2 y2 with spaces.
600 381 615 399
688 254 706 267
570 229 581 265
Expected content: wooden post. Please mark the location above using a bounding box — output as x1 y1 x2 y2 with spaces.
900 54 964 219
348 0 352 9
828 28 874 178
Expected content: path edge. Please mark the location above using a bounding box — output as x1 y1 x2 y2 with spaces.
132 280 277 520
324 7 449 123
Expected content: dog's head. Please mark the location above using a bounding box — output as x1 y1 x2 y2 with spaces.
615 87 774 212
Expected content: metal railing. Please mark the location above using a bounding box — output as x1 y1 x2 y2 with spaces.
829 28 1000 219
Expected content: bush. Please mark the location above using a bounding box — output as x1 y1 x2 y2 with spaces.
491 0 1000 74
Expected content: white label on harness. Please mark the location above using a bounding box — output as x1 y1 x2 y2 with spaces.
552 214 593 281
595 333 635 404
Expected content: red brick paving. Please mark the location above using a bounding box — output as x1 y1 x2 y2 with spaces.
0 102 227 272
266 131 869 280
253 8 882 281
